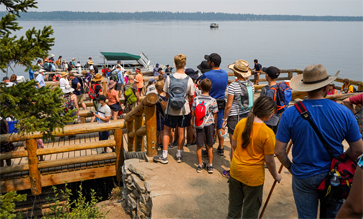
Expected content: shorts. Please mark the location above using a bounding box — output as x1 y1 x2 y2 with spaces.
216 109 224 129
138 88 143 93
196 125 215 147
157 119 164 131
164 114 191 128
228 114 248 135
99 131 109 141
76 94 84 105
109 103 121 112
115 83 123 91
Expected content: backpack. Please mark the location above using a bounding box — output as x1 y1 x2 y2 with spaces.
50 63 56 72
269 82 292 114
167 74 189 112
88 83 102 99
194 97 213 129
235 80 254 112
110 70 119 82
77 76 84 93
43 62 50 72
349 84 357 93
93 65 99 73
68 62 72 72
124 84 137 106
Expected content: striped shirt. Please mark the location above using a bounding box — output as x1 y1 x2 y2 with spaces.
192 95 219 126
227 80 254 116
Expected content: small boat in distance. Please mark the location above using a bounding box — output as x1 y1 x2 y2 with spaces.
210 23 219 28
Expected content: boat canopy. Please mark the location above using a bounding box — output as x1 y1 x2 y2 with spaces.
100 52 141 61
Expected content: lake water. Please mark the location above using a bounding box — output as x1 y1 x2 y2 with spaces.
9 20 363 81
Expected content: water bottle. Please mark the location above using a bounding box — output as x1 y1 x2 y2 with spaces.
330 169 340 186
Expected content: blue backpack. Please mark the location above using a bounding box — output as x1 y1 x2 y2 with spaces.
167 74 189 113
269 82 292 114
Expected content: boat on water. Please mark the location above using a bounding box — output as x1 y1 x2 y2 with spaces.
210 23 219 28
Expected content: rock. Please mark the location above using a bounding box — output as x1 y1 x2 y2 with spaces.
127 194 137 209
128 164 146 181
127 162 160 181
144 180 165 192
132 186 140 198
131 174 146 193
149 191 172 198
138 198 152 216
137 201 148 219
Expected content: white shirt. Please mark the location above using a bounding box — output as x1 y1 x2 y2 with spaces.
97 104 111 124
60 78 69 88
146 84 158 95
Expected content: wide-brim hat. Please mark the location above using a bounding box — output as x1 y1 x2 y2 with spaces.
39 69 46 73
228 60 252 78
92 74 104 82
290 64 340 92
61 72 68 77
108 80 117 89
62 85 74 94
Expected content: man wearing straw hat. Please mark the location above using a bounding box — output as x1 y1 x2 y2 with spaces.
275 64 363 218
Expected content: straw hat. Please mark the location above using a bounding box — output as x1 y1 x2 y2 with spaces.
125 71 132 75
92 74 104 82
61 72 68 77
50 54 54 57
228 60 252 78
108 80 117 89
290 64 340 92
61 85 74 94
88 61 94 65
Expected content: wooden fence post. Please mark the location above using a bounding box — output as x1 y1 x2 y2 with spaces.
26 139 42 195
114 128 124 182
126 120 134 151
144 105 157 157
134 115 143 151
288 72 293 80
102 78 107 97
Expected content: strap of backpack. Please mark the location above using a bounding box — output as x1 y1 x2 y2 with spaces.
294 101 334 159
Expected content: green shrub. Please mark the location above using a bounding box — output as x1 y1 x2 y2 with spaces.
0 191 27 219
44 183 108 219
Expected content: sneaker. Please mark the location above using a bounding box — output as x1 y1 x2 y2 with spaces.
153 155 168 164
175 153 182 163
197 163 206 173
158 143 163 149
207 165 214 174
202 149 209 157
172 141 178 146
168 143 173 149
218 147 224 156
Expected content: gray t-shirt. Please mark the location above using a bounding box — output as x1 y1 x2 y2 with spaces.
146 84 158 95
163 73 194 116
97 104 111 124
227 80 254 117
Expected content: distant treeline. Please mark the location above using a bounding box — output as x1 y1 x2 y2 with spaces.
0 11 362 21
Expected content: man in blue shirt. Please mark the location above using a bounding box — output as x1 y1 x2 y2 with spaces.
69 72 87 110
200 53 228 156
153 63 159 76
115 65 124 97
35 69 45 88
275 64 363 219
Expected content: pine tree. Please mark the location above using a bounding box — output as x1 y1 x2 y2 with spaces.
0 0 75 139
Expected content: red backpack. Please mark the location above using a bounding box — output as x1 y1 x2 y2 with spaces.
194 97 213 129
88 83 102 99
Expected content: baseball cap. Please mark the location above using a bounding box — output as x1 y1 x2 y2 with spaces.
185 68 199 80
96 95 107 101
197 60 211 73
149 78 156 83
262 66 280 79
204 53 221 66
158 68 163 72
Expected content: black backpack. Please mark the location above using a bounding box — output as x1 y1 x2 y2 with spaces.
110 70 119 82
77 76 84 93
68 62 72 71
93 65 99 73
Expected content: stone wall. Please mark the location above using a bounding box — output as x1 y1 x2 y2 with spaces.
121 158 152 219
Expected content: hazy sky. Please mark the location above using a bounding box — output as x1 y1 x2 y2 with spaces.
24 0 362 16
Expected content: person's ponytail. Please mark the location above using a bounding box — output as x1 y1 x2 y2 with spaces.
242 112 254 148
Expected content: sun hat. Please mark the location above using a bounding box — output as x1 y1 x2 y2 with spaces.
61 72 68 77
92 74 104 82
185 68 199 80
88 61 94 65
50 54 54 57
228 60 252 78
76 63 81 67
96 95 107 102
197 60 211 73
72 58 76 61
290 64 340 92
149 78 157 83
61 85 74 94
262 66 280 79
39 69 46 73
204 53 221 66
108 80 117 89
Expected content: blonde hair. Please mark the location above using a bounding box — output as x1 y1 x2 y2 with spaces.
82 70 88 75
174 54 186 69
128 75 134 80
155 81 164 91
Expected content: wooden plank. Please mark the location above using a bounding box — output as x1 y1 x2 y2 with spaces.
26 139 42 195
145 105 158 157
0 165 116 193
114 128 124 182
37 153 116 169
134 115 143 152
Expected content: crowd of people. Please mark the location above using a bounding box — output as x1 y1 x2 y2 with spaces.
1 52 363 219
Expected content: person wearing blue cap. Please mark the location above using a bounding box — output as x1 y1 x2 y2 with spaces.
153 63 160 76
146 78 158 95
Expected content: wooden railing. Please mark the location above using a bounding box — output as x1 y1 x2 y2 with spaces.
0 120 125 195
